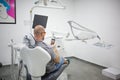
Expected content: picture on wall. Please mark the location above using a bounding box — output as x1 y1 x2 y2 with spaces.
0 0 16 24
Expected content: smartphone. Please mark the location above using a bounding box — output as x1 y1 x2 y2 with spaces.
51 39 55 45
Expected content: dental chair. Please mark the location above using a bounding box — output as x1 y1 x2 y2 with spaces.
19 46 68 80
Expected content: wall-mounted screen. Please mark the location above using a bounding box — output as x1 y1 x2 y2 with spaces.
32 14 48 28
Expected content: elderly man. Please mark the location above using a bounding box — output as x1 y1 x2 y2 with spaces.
33 25 69 74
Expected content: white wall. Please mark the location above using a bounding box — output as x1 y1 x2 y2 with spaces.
0 0 74 65
64 0 120 69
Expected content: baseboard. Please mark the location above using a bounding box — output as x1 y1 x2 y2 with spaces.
1 64 18 67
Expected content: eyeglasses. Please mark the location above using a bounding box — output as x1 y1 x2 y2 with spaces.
34 31 46 35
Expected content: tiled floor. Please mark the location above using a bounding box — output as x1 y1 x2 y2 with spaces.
0 57 117 80
0 65 18 80
64 57 114 80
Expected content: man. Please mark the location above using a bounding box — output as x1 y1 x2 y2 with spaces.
34 25 69 74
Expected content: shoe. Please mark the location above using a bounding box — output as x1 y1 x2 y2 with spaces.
66 59 70 65
0 62 2 68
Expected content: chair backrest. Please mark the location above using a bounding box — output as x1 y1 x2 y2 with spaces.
20 46 51 77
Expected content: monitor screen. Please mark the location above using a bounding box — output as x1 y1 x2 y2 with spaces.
32 14 48 28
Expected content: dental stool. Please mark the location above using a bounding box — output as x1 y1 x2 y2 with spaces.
19 46 68 80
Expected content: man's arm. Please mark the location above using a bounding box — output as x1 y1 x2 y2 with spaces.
50 39 60 63
53 46 60 63
52 44 68 64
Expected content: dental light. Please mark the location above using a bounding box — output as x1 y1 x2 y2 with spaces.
67 21 113 49
34 0 65 9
